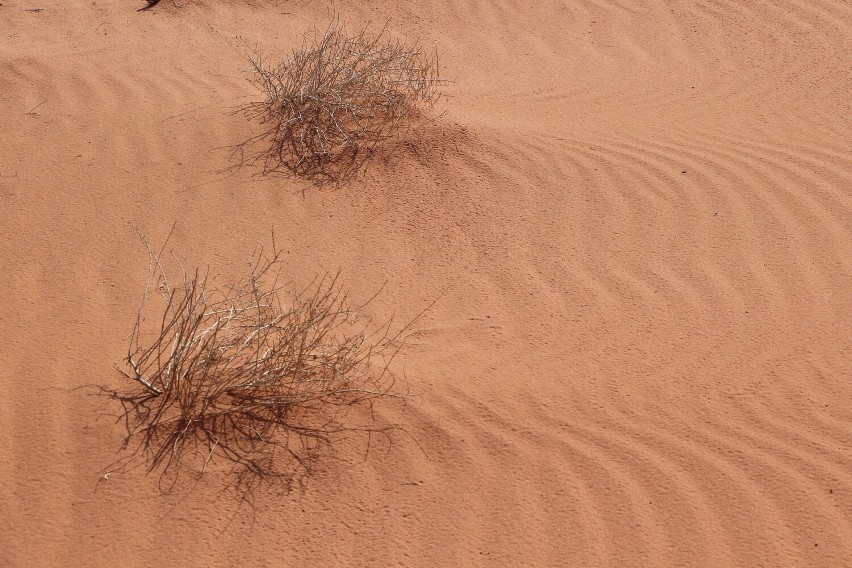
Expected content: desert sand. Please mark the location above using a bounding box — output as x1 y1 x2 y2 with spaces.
1 1 851 566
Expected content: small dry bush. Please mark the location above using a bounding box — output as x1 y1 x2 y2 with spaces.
236 20 443 183
107 233 411 491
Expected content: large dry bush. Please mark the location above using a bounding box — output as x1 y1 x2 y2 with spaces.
236 21 443 183
107 233 412 491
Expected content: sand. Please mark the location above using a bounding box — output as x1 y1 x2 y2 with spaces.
1 0 850 566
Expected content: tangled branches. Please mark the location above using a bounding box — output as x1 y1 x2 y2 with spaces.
107 234 412 491
236 21 443 184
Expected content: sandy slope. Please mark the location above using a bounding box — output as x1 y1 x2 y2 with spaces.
1 0 850 566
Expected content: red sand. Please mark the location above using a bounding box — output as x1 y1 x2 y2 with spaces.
1 1 851 566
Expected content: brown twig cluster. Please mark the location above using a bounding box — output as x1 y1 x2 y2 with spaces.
108 233 410 490
236 20 443 183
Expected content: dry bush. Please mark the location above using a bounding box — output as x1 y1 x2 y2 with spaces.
107 233 412 491
235 20 443 184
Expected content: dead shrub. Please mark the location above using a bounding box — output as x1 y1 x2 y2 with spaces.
107 232 413 491
235 20 443 183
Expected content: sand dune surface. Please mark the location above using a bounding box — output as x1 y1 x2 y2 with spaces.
1 0 851 566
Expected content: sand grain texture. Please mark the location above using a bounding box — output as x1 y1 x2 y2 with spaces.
1 1 850 566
